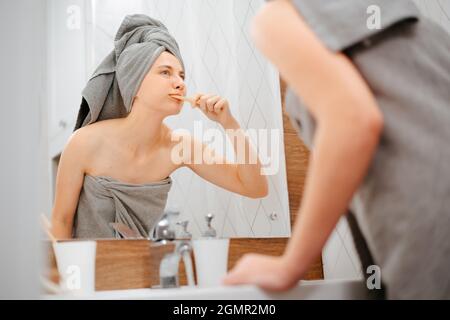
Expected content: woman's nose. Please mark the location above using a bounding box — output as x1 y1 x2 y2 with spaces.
174 77 185 92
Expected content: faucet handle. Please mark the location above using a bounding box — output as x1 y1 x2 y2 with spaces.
202 213 217 238
152 217 175 241
176 220 192 239
205 213 214 225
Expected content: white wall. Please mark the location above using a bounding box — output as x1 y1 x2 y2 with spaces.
0 0 47 299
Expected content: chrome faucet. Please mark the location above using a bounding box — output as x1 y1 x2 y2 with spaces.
152 213 195 288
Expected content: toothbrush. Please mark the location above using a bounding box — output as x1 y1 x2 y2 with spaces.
170 95 199 107
170 94 225 112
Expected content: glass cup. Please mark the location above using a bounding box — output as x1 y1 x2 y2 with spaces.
192 238 229 287
52 240 97 295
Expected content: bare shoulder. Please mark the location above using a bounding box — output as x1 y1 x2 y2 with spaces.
62 120 112 168
251 0 315 54
68 125 100 154
163 125 206 167
251 0 295 33
163 126 219 170
165 126 190 142
71 118 121 148
164 125 202 148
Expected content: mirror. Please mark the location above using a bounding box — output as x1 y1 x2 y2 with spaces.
45 0 290 240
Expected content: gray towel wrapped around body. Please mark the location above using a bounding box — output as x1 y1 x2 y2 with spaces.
73 175 172 239
74 14 184 130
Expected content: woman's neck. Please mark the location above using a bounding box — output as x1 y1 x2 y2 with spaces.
118 99 166 158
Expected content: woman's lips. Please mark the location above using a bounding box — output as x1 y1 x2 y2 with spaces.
169 94 184 105
169 94 184 101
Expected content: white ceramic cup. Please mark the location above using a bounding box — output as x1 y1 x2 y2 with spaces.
192 238 229 287
52 241 97 295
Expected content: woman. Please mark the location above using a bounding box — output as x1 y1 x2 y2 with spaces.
51 14 268 239
224 0 450 299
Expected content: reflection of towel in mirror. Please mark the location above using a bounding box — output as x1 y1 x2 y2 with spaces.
73 175 172 239
74 14 184 130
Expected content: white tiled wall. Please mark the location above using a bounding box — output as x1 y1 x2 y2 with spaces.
322 0 450 280
322 217 363 280
87 0 291 238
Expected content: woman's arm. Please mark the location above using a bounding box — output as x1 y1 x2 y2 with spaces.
223 0 383 290
50 130 90 239
177 94 268 199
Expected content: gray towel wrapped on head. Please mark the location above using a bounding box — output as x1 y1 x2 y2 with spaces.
74 14 184 130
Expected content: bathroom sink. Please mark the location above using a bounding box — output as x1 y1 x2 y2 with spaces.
42 279 375 300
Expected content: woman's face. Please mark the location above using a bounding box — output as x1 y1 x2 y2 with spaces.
134 51 186 115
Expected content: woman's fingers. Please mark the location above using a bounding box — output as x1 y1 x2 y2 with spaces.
192 93 203 107
207 96 221 112
214 99 226 113
193 93 228 116
199 93 213 112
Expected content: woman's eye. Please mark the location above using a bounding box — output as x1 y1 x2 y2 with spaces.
161 70 170 75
